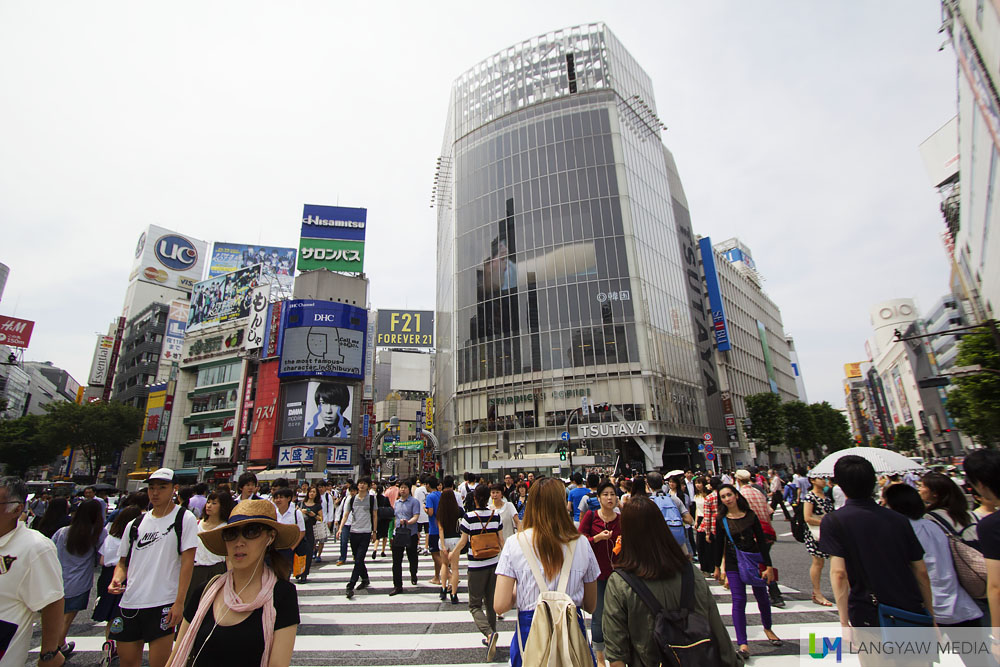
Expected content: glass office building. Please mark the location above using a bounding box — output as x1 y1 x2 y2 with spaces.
435 24 716 473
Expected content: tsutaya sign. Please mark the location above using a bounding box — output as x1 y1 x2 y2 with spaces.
578 421 650 438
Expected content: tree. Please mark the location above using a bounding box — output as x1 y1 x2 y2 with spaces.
944 329 1000 447
810 401 853 454
0 414 63 477
41 400 145 480
745 392 785 451
782 401 818 457
892 425 918 452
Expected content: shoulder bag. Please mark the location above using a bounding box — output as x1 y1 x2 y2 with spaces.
925 511 987 599
469 510 502 559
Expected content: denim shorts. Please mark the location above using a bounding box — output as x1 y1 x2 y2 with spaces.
64 590 90 612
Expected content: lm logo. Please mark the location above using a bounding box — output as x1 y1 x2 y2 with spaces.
809 634 842 662
155 235 198 271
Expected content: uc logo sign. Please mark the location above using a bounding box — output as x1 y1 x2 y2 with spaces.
154 235 198 271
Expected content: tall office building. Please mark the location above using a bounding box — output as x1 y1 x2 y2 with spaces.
434 24 723 474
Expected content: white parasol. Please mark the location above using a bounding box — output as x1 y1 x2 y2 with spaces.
808 447 927 478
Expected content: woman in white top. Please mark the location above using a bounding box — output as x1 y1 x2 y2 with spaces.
187 491 234 608
494 477 600 667
487 483 520 541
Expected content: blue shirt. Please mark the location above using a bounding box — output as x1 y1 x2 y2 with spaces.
425 491 442 535
567 487 590 521
394 496 421 528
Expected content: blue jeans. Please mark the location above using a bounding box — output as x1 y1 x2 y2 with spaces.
339 526 350 561
510 609 595 667
591 579 608 651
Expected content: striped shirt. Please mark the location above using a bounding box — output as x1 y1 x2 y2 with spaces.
460 509 503 569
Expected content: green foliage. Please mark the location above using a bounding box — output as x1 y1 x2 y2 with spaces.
892 425 918 452
41 400 145 480
782 401 818 456
745 392 785 451
0 414 63 477
871 434 884 447
810 401 853 454
945 328 1000 447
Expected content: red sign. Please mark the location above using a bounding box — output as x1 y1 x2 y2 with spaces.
0 315 35 348
250 359 280 460
265 302 283 357
725 416 736 427
704 443 714 453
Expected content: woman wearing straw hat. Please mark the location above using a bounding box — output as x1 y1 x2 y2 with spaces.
166 499 301 667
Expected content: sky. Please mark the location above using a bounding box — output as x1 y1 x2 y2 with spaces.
0 1 957 409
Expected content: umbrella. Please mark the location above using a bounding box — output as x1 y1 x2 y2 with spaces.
91 483 119 493
664 469 685 479
808 447 926 478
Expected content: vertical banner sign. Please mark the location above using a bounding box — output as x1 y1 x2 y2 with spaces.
755 320 779 394
243 284 271 351
264 301 283 358
698 237 732 352
363 316 376 400
88 335 116 385
162 300 189 363
102 317 127 401
425 397 434 431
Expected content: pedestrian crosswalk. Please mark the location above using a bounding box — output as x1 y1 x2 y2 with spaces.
29 552 839 665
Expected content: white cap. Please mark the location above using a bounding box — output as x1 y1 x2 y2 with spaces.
144 468 175 483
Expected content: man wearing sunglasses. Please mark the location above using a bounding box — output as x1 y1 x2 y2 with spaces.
0 477 66 666
109 469 199 667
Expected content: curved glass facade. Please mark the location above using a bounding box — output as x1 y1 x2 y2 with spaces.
436 24 711 473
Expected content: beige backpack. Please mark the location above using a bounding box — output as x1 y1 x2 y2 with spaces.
516 533 593 666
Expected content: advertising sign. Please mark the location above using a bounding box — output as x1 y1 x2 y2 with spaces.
280 380 355 440
756 320 779 394
162 300 189 363
249 359 280 460
385 440 424 452
890 366 912 423
187 263 262 333
88 335 115 386
209 242 297 291
578 422 649 438
142 386 167 444
243 285 271 351
844 362 863 379
130 224 209 291
278 300 367 379
425 397 434 430
297 238 366 273
298 204 367 274
363 317 376 400
376 310 434 348
264 301 283 358
698 237 732 352
0 315 34 349
277 444 353 468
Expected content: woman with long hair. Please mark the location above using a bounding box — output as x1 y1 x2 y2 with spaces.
93 505 142 663
188 491 235 606
717 484 781 659
298 485 322 583
693 476 714 574
629 476 648 499
514 482 528 521
920 472 980 544
494 477 600 667
53 499 107 657
578 481 621 667
167 499 300 667
436 487 463 603
374 484 392 559
35 496 70 538
603 497 742 667
802 475 835 606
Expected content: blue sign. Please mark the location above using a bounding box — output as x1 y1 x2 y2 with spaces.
560 431 570 441
698 237 732 352
154 234 199 271
277 300 368 379
277 444 352 468
301 204 367 242
362 414 370 438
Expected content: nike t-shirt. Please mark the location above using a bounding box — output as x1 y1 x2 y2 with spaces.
118 506 200 609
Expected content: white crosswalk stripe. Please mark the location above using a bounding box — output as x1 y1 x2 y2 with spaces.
29 551 838 665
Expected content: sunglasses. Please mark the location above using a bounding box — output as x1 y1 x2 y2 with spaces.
221 524 268 542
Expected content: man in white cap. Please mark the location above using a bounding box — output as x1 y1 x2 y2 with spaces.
108 468 200 667
735 469 785 608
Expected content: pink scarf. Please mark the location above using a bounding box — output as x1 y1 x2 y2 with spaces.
168 567 278 667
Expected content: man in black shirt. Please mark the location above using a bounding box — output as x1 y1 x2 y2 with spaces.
964 450 1000 643
818 455 934 630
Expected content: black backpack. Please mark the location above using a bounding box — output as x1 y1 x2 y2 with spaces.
616 564 722 667
790 502 807 543
124 507 186 564
463 484 477 512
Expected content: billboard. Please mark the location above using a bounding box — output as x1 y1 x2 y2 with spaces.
0 315 34 348
162 300 189 363
130 224 209 292
280 380 354 440
698 238 732 352
243 285 271 351
844 362 863 379
249 359 280 460
188 264 262 333
88 335 116 386
299 204 366 274
142 385 168 444
376 310 434 348
278 300 367 379
277 444 353 468
209 242 296 291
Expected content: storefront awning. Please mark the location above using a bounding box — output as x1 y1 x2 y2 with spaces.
247 466 267 472
126 468 156 480
174 467 215 477
254 469 288 481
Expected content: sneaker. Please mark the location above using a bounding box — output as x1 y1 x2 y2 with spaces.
486 632 499 661
335 560 346 566
100 641 113 667
357 581 370 590
371 551 378 560
346 588 355 599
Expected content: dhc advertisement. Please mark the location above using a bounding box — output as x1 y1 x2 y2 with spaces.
277 300 368 379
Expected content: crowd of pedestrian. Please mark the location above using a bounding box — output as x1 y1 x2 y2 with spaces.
0 452 996 666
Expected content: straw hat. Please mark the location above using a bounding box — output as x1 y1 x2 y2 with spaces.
198 499 300 556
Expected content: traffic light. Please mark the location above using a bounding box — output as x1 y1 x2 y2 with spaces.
560 450 567 461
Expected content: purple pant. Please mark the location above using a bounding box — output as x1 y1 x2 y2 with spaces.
727 568 772 645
